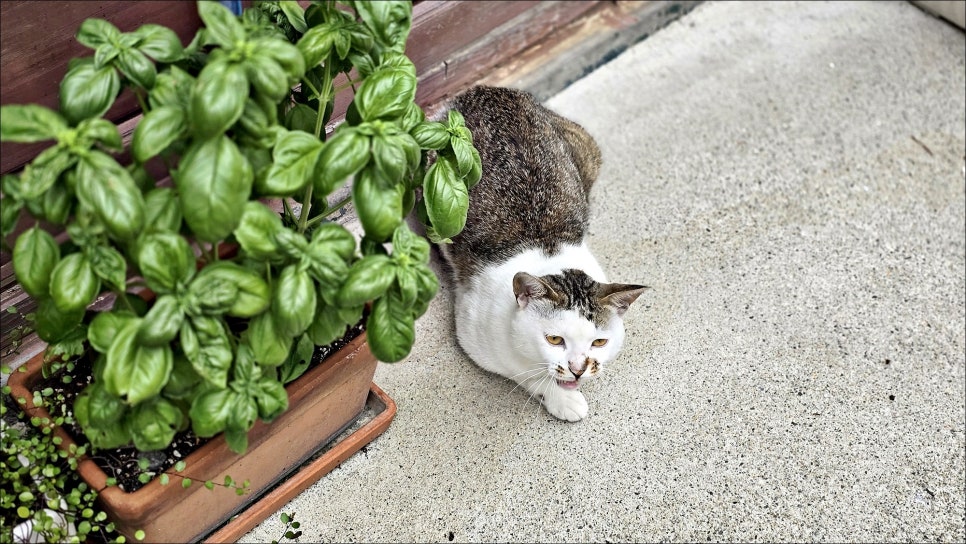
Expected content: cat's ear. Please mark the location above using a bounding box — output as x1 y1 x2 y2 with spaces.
513 272 559 309
599 283 649 316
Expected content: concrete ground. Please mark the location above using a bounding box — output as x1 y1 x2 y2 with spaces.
245 1 965 542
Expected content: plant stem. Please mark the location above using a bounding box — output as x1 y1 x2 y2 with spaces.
304 193 352 228
134 88 150 114
298 60 335 233
114 288 137 314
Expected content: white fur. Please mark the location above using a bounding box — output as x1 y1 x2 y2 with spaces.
451 243 627 421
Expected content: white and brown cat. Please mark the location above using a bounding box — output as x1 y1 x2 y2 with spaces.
437 86 648 421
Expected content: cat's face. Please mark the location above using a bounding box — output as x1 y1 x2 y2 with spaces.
511 270 647 390
517 307 627 390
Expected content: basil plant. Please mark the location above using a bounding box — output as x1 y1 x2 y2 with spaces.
0 0 480 454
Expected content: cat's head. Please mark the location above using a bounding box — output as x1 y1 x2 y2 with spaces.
511 269 648 391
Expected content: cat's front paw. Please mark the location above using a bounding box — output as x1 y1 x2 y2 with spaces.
543 389 589 422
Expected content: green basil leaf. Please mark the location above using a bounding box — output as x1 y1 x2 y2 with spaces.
59 58 121 125
143 187 183 233
258 36 306 82
224 427 249 454
198 0 246 47
38 180 71 225
128 161 155 192
296 22 337 68
74 383 130 450
278 334 313 384
133 105 187 163
0 104 68 143
33 297 84 343
0 196 22 239
94 42 121 69
189 387 234 437
75 382 126 427
137 294 184 346
77 117 123 151
245 53 289 102
255 129 322 197
307 295 360 347
75 151 145 241
353 167 402 242
410 121 449 150
150 65 195 109
234 201 284 260
88 310 138 353
236 97 272 145
181 316 233 388
164 351 202 399
466 146 482 188
395 265 418 306
13 226 60 298
303 223 354 289
310 221 356 261
76 19 122 49
49 252 100 312
423 155 468 240
132 24 184 62
189 60 248 138
366 291 414 362
232 341 259 383
353 68 415 121
351 0 412 53
253 377 288 422
245 311 292 366
336 254 395 307
272 265 317 338
103 319 173 404
284 103 317 134
398 101 424 132
412 264 439 318
276 1 307 33
87 244 127 292
117 47 156 89
392 221 430 264
137 232 195 293
176 135 253 242
370 132 409 184
313 126 369 197
450 136 475 178
19 146 74 199
446 109 466 130
191 261 270 317
274 228 310 260
128 397 183 451
228 394 257 431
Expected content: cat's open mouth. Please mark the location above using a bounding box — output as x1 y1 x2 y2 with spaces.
556 379 580 390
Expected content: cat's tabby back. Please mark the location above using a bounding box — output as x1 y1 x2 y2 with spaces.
438 86 647 421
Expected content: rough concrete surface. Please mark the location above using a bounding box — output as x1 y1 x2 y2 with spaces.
245 2 965 542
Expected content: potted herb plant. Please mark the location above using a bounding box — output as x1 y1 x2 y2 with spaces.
1 0 480 541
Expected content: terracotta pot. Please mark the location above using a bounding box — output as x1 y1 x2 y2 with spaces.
7 331 389 543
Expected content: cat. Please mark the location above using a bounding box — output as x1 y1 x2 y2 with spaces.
436 86 648 421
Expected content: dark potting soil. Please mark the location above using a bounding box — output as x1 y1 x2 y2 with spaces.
35 322 365 494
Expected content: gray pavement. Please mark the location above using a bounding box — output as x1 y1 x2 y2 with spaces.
244 2 966 541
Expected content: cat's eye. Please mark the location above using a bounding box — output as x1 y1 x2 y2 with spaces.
592 338 608 347
545 335 564 346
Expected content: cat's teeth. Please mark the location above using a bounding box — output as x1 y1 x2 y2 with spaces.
556 379 580 390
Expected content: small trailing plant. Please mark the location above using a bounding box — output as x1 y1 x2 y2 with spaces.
273 511 303 543
0 0 479 457
1 367 137 542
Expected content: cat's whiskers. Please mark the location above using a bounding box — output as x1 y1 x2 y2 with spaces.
507 366 549 397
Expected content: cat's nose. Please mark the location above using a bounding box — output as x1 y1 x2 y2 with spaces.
569 360 587 377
